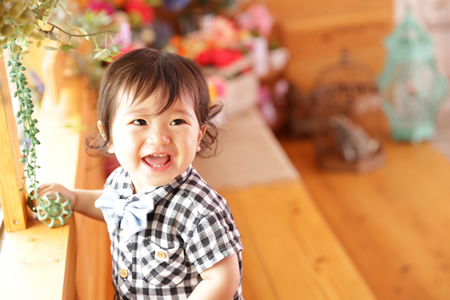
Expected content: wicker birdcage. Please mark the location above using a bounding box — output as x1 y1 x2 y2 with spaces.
312 51 385 171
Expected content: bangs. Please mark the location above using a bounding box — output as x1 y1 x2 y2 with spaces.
115 52 198 117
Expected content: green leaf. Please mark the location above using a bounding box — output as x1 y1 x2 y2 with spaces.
43 46 59 51
108 44 123 52
19 158 26 163
61 44 80 52
15 36 28 49
102 57 113 63
47 32 60 41
33 0 58 24
93 48 111 60
109 51 121 57
107 44 123 58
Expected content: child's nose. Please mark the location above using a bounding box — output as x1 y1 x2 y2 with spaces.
146 126 171 145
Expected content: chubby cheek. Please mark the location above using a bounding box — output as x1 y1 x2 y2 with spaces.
176 137 198 160
110 129 134 155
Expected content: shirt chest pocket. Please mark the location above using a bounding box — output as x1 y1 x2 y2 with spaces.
140 241 189 287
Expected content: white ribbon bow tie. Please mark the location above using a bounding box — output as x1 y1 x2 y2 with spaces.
95 186 156 242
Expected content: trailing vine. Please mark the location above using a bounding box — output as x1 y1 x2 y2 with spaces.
7 44 40 195
1 0 122 227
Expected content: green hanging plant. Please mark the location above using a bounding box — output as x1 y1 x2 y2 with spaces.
1 0 122 227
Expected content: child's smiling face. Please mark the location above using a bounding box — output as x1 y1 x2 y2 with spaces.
102 92 206 193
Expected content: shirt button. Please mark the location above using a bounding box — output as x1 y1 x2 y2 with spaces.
120 268 128 278
156 250 167 259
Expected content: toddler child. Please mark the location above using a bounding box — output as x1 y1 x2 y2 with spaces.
38 48 243 299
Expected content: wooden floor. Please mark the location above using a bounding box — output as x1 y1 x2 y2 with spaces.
219 181 375 300
277 138 450 300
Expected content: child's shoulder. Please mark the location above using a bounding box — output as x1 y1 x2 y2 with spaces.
174 167 228 217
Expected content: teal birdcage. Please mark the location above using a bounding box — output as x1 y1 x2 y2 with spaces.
378 9 448 143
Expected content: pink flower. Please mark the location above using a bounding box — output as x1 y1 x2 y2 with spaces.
88 1 116 15
236 13 255 32
237 4 273 37
113 22 132 48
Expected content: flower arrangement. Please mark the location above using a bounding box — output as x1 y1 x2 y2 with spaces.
166 15 252 67
63 0 198 87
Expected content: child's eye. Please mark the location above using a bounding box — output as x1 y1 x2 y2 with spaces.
170 119 186 126
132 119 147 126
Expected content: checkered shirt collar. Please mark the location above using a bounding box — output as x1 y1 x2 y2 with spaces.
108 165 193 203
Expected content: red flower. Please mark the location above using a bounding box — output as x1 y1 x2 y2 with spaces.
124 0 154 25
195 50 214 66
195 49 242 67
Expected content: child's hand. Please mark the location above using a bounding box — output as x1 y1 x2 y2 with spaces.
36 183 77 210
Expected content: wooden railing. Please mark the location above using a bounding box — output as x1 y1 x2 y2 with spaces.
0 54 29 233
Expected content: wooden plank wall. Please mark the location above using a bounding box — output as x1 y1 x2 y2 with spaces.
265 0 394 92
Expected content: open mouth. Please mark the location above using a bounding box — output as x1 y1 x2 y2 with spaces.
143 154 172 168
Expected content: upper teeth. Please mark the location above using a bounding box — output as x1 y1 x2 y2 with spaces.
152 154 167 157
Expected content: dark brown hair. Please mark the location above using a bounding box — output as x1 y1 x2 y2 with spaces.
86 48 222 157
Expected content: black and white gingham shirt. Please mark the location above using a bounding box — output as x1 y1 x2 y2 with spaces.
103 165 244 299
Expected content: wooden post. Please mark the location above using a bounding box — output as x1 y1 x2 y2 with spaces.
0 52 29 232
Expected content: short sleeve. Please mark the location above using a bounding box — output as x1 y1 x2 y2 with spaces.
185 210 243 274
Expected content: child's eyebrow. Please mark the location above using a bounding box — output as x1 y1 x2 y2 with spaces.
123 108 152 117
171 109 195 117
123 107 194 118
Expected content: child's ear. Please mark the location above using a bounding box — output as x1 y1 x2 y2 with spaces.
196 125 207 152
97 121 115 153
